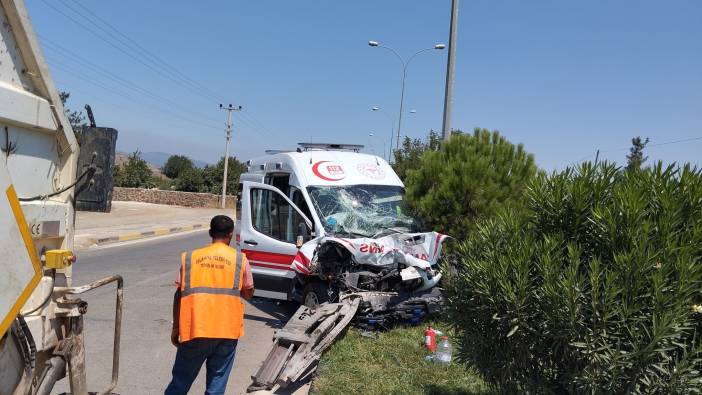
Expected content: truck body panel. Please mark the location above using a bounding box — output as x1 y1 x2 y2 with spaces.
0 2 121 394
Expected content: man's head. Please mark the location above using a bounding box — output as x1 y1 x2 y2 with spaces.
209 215 235 244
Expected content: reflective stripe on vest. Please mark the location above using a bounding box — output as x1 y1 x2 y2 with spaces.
182 250 242 296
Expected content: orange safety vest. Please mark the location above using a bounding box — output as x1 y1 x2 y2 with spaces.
178 243 246 342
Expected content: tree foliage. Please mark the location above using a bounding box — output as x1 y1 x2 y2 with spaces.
58 91 86 131
392 130 441 181
626 136 650 171
404 128 538 240
445 162 702 394
114 150 154 188
162 154 194 179
201 156 246 194
175 167 204 192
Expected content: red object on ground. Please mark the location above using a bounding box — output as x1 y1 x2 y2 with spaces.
424 326 437 352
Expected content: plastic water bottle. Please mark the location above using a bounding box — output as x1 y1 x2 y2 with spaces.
435 336 452 365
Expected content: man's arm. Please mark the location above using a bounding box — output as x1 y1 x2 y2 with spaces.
171 289 181 346
241 288 254 300
240 255 255 300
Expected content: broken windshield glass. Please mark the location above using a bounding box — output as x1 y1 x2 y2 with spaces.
307 184 423 237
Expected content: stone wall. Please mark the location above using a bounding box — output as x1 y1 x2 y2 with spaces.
113 187 236 209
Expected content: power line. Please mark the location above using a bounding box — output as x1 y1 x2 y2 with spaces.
49 60 222 131
648 136 702 148
40 0 278 142
44 41 274 139
64 0 227 103
40 0 219 105
569 135 702 167
49 59 274 146
41 38 223 126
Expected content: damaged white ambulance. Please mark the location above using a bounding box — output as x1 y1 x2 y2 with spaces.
236 143 447 324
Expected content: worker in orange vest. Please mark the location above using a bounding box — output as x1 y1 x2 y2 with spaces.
165 215 254 395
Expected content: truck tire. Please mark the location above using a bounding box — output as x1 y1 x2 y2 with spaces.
302 282 336 308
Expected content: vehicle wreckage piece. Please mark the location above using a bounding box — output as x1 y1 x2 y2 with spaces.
248 288 443 392
248 297 360 392
353 288 443 330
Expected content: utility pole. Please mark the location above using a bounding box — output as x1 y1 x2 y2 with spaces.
219 104 241 209
441 0 459 141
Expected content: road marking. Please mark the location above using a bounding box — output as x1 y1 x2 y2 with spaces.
81 228 209 251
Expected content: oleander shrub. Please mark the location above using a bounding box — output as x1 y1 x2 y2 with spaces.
445 162 702 394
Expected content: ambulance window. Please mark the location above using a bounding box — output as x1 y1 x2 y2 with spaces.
250 188 306 244
291 188 312 224
235 183 242 220
264 173 290 196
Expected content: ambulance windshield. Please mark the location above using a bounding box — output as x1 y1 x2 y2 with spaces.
307 184 423 238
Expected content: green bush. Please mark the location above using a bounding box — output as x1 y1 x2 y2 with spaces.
163 154 194 179
445 162 702 394
200 156 246 194
175 167 204 192
405 128 538 240
114 150 154 188
150 176 173 191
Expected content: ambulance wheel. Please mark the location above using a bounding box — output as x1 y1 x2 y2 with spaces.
302 282 335 308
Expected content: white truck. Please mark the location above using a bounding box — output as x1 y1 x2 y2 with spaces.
0 1 121 394
240 144 448 391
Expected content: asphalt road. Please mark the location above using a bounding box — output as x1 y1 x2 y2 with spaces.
52 230 306 395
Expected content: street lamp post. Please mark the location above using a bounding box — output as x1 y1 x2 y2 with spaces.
372 106 417 162
368 41 444 151
371 106 396 162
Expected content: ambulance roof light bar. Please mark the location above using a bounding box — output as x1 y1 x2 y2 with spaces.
265 150 295 155
298 143 364 152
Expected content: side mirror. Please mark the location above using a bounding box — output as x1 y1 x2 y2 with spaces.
296 222 311 248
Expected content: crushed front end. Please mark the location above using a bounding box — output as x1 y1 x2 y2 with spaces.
290 231 448 329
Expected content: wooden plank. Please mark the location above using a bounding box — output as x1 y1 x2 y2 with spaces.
248 298 360 391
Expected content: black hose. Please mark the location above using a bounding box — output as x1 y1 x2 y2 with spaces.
21 270 55 316
17 314 36 373
19 166 95 202
10 315 35 378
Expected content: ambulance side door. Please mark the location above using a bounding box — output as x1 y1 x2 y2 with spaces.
239 181 312 300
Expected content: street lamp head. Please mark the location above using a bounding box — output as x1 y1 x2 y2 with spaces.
369 132 374 137
409 109 417 114
368 40 379 47
372 106 380 111
219 103 223 108
434 44 446 50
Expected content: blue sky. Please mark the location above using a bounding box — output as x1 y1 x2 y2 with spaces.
26 0 701 170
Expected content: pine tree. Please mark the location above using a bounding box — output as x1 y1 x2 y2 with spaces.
58 91 86 131
626 136 649 171
404 128 538 240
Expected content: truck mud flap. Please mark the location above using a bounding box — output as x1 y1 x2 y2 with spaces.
248 297 360 392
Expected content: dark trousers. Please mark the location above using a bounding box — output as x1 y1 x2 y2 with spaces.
164 338 238 395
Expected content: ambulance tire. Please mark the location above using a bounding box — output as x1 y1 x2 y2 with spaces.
302 282 336 308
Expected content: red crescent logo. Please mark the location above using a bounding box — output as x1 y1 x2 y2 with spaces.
312 161 346 181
